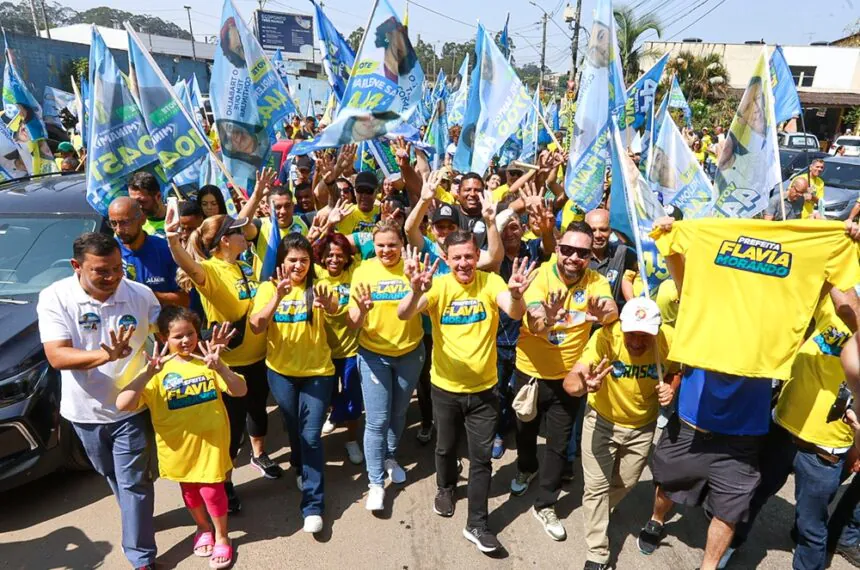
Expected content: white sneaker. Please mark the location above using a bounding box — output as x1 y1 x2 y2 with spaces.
303 514 323 533
345 441 364 465
365 485 385 511
385 458 406 484
322 415 336 435
296 475 303 491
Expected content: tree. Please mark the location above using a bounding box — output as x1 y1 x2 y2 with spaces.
516 63 541 91
493 30 516 67
0 0 71 36
665 51 730 103
614 4 662 84
347 27 364 53
438 40 474 79
71 8 191 39
414 38 439 78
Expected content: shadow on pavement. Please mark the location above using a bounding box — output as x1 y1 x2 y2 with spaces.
0 526 112 570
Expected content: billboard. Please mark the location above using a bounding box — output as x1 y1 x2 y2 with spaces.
256 10 314 60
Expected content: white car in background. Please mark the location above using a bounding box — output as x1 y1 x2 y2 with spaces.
831 136 860 157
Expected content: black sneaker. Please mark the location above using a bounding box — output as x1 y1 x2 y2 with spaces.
837 544 860 568
462 526 501 553
251 452 283 479
225 481 242 514
637 519 665 555
583 561 609 570
433 487 455 517
561 462 574 482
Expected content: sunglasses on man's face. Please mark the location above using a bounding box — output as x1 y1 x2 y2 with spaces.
356 187 376 195
558 244 591 260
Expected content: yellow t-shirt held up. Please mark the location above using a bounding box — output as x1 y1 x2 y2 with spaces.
252 281 334 377
653 219 860 380
141 357 239 483
423 271 508 393
517 264 612 380
197 258 267 367
581 322 679 429
316 265 360 359
348 258 423 357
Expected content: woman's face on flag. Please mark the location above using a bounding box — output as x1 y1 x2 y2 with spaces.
586 22 610 68
738 80 766 136
229 124 258 155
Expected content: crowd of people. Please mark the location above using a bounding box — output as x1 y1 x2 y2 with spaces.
35 112 860 570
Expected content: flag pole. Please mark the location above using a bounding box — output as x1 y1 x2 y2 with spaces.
764 45 787 221
531 95 562 149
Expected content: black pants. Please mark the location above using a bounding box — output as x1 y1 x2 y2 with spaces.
222 359 270 459
514 370 583 509
432 384 499 530
417 335 434 429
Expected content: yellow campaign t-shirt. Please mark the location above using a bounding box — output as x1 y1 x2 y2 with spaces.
252 281 334 377
789 174 825 219
775 296 854 449
336 204 380 235
197 257 267 367
140 357 238 483
655 279 680 325
581 322 679 429
424 271 508 393
653 219 860 380
517 264 612 380
560 201 586 231
348 258 423 357
253 216 309 277
316 264 360 359
435 186 456 204
492 183 511 202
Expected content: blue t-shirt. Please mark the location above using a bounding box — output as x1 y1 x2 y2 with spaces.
117 234 180 294
497 239 544 348
420 237 451 276
678 368 771 436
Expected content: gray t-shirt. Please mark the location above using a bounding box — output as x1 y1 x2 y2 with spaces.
765 194 804 220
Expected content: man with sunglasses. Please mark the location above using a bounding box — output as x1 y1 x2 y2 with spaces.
511 221 618 541
108 197 188 308
335 171 381 234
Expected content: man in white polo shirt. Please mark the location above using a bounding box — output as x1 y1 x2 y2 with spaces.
37 232 160 570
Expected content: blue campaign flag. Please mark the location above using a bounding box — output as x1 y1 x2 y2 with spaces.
453 23 531 174
624 52 668 131
80 74 90 148
260 206 280 281
667 75 692 128
2 37 48 143
311 0 355 102
86 26 158 216
641 91 668 171
648 109 716 219
188 74 205 113
500 13 510 59
564 0 626 209
306 95 316 118
544 99 560 132
424 98 448 169
211 0 296 192
519 90 539 163
769 45 801 124
127 26 209 180
447 55 470 127
431 69 448 106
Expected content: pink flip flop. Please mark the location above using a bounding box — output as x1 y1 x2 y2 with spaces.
209 542 234 569
193 531 215 557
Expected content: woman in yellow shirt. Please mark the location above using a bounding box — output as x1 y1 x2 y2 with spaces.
117 308 246 569
250 234 339 534
346 220 425 511
691 139 706 166
314 232 364 465
166 208 280 513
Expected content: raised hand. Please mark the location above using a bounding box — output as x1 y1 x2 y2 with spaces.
337 143 357 176
208 322 237 349
164 205 180 238
191 340 224 370
381 200 403 222
586 296 614 323
352 282 375 315
327 198 355 227
403 245 438 293
254 166 278 199
540 289 568 326
391 137 412 169
272 265 292 298
507 257 538 300
521 180 544 211
144 341 176 373
478 190 498 222
100 325 136 362
584 358 613 393
529 197 556 237
313 284 338 313
317 151 336 182
421 170 442 202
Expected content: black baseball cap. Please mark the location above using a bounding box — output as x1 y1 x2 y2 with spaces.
207 216 249 255
355 171 379 191
431 203 459 225
295 155 313 170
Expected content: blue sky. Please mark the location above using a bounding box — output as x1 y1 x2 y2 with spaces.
71 0 858 71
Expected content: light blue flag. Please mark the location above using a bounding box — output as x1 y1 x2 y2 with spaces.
431 69 448 107
3 37 48 143
306 95 316 118
641 92 668 172
447 55 470 127
648 110 716 219
714 49 781 218
667 75 692 128
0 119 31 179
544 99 560 132
211 0 296 192
769 45 801 124
564 0 626 209
290 0 424 152
86 26 158 216
188 73 205 117
311 0 355 102
609 120 669 296
519 90 539 163
80 75 90 148
42 86 75 127
624 52 668 131
424 97 448 169
500 13 510 59
260 206 280 281
127 26 208 181
453 23 531 174
537 97 552 146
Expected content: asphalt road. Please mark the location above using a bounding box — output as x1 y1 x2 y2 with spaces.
1 401 857 570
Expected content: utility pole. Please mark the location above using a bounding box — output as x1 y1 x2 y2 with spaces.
38 0 51 39
27 0 40 37
539 11 547 96
570 0 583 80
184 6 197 61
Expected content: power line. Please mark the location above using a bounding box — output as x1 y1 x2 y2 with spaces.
407 0 477 29
667 0 730 39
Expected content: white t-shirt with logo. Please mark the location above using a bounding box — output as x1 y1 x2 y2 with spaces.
37 276 160 424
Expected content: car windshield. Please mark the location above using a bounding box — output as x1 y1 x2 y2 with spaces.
824 163 860 190
838 139 860 147
0 215 98 296
790 135 817 148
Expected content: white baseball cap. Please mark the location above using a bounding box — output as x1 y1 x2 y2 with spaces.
620 297 662 336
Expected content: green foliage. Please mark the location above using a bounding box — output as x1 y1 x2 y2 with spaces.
70 57 88 80
516 63 541 91
664 51 730 103
844 106 860 130
347 27 364 53
614 4 662 85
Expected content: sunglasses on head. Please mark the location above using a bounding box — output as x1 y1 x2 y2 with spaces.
558 244 591 259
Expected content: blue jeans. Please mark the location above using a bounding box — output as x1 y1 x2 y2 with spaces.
358 343 425 486
72 412 156 568
735 424 845 569
330 356 363 423
829 472 860 550
267 369 334 517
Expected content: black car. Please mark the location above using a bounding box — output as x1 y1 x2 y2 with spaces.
0 173 107 491
779 148 829 181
